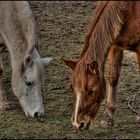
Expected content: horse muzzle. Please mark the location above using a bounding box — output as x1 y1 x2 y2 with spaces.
34 112 45 122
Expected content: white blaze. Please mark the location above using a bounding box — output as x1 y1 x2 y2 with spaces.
73 95 81 128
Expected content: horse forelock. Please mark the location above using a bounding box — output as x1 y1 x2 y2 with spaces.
34 57 45 84
72 58 88 91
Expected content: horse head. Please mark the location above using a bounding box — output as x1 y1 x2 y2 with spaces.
63 58 105 130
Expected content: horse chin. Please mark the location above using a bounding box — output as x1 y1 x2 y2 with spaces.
88 120 95 129
86 119 95 130
81 112 99 130
24 109 34 117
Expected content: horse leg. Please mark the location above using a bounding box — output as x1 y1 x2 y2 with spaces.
0 56 9 110
102 46 123 128
136 52 140 72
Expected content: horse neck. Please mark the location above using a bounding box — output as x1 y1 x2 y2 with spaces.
81 1 127 78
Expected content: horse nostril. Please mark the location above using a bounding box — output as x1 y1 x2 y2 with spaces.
34 112 45 122
25 81 33 86
34 112 39 117
79 122 85 129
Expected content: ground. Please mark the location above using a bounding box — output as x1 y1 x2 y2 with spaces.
0 1 140 139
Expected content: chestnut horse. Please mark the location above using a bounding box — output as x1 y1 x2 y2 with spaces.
63 1 140 130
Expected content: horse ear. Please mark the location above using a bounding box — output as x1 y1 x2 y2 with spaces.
42 57 53 67
88 61 98 74
62 58 77 70
24 54 33 68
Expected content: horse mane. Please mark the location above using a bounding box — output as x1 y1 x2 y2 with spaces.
80 1 108 57
25 3 38 56
80 1 127 65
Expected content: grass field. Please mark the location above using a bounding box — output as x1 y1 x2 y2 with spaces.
0 1 140 139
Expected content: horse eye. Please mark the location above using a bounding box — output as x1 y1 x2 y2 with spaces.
88 90 94 96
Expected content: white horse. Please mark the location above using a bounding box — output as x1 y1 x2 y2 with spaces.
0 1 52 119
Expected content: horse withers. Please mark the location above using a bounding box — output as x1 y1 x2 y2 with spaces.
63 1 140 130
0 1 53 119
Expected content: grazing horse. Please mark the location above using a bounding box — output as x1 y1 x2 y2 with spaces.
63 1 140 130
0 1 52 119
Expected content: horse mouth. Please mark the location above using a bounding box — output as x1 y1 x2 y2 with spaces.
25 110 45 122
71 114 94 131
73 120 93 131
34 112 45 122
78 122 90 130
